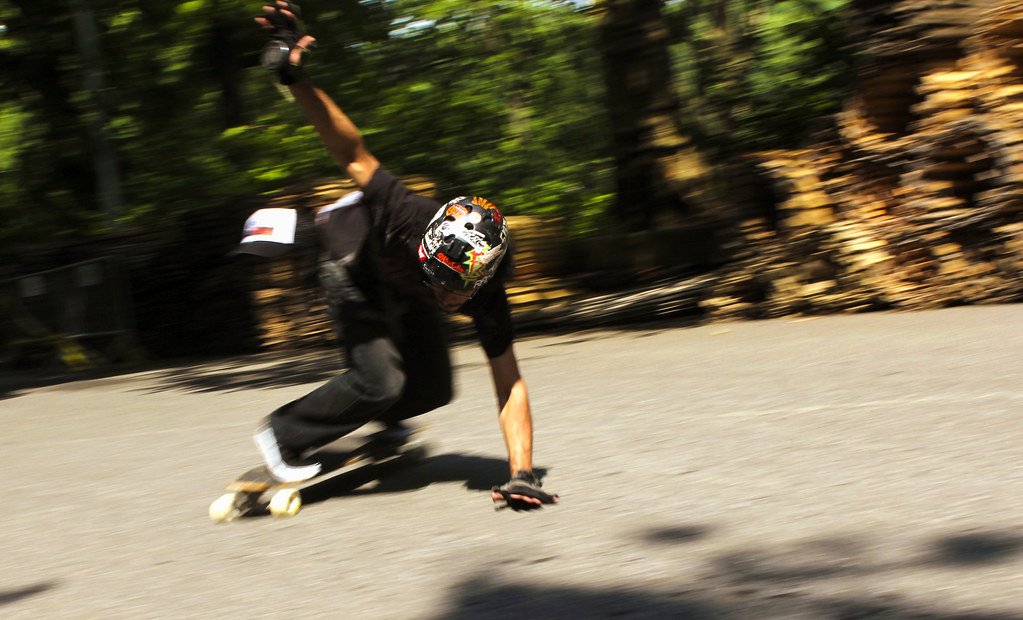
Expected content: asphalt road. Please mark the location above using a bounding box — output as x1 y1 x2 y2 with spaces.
3 305 1022 618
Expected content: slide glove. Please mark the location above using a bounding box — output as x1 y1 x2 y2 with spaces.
258 1 310 85
492 470 559 510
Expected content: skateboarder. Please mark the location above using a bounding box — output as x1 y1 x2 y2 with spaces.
233 1 557 508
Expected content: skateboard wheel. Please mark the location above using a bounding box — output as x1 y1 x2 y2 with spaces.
269 488 302 518
210 493 242 523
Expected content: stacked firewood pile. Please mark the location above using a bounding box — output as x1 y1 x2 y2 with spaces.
706 0 1023 319
248 254 332 350
246 178 355 350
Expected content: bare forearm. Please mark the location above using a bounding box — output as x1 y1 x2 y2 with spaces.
288 80 378 186
498 379 533 476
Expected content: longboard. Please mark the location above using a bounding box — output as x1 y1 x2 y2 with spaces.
210 426 430 523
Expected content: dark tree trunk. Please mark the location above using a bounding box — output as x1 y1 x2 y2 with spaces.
71 0 124 226
599 0 708 232
211 20 245 128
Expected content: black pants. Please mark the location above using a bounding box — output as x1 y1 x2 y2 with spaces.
269 263 453 455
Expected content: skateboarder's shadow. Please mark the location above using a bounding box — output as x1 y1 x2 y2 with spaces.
299 453 548 506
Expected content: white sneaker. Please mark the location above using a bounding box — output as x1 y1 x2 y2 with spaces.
254 423 321 483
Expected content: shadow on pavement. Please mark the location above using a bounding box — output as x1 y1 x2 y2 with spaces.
932 532 1023 566
437 579 725 619
0 582 59 607
707 531 1023 585
139 352 344 394
0 357 165 399
435 577 1022 619
241 453 551 515
434 528 1023 619
1 313 702 400
0 350 344 399
643 525 714 544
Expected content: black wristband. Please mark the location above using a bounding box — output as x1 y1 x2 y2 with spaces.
513 470 541 486
260 40 303 85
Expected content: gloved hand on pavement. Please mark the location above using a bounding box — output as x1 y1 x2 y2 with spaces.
492 470 558 510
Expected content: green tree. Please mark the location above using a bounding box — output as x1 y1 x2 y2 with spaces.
0 0 100 241
315 0 613 232
0 0 613 247
0 0 855 251
599 0 712 232
668 0 854 158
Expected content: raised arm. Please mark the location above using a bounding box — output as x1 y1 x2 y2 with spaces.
256 1 379 187
288 81 379 188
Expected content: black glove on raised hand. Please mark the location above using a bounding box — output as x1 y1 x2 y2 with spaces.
256 1 312 85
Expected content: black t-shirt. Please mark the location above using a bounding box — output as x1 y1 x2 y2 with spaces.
318 166 514 358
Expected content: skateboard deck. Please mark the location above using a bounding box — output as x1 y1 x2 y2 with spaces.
210 426 430 523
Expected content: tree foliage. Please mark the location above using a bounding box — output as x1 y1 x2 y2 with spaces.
318 0 614 229
0 0 857 249
667 0 854 159
0 0 611 246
